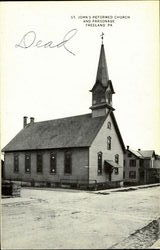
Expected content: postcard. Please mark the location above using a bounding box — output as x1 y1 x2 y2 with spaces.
1 1 159 249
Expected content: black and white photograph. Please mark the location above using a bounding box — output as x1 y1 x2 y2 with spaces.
1 1 160 249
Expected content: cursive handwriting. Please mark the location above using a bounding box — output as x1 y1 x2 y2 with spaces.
15 29 78 55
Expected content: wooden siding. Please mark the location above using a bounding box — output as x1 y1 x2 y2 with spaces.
89 114 124 183
4 148 89 184
124 151 140 183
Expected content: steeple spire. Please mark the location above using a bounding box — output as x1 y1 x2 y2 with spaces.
96 35 109 87
90 35 115 118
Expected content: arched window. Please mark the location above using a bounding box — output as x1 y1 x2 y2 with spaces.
107 122 111 129
14 153 19 173
115 154 119 164
37 152 43 173
109 92 112 104
114 167 119 175
25 153 31 173
64 151 72 174
50 152 57 174
106 91 112 105
97 152 102 175
107 136 111 150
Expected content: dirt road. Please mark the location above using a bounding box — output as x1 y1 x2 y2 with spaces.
2 186 160 249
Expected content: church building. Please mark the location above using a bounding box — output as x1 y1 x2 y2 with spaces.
2 37 125 189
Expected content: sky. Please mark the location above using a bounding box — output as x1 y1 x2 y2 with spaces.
0 1 159 155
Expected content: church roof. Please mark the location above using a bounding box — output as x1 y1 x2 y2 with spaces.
2 111 126 153
2 114 107 152
110 112 125 152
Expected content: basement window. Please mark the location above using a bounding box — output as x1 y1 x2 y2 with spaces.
14 154 19 173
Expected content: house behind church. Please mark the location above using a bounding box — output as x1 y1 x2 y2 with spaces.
2 41 125 189
124 146 160 185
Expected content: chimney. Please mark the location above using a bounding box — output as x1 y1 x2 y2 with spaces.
30 117 35 124
127 145 129 150
138 149 141 151
23 116 28 128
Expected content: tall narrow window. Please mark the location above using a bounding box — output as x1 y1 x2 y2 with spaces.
107 136 111 150
14 154 19 173
114 167 119 175
64 151 72 174
123 171 125 179
25 153 31 173
50 152 57 174
129 171 136 179
115 154 119 164
139 159 143 167
130 159 136 167
97 152 102 175
107 122 111 129
37 153 43 173
108 92 112 105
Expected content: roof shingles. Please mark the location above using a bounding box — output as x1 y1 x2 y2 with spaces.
127 149 155 159
2 114 107 152
138 150 155 158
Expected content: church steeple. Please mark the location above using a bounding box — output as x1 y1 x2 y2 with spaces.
96 43 109 87
90 34 115 118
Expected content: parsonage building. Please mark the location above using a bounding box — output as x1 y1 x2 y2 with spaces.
124 147 160 185
2 40 126 189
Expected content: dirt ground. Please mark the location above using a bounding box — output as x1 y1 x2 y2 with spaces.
2 186 160 249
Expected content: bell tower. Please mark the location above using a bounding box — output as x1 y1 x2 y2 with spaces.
90 33 115 117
